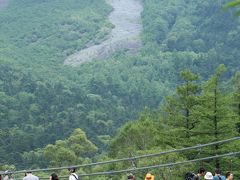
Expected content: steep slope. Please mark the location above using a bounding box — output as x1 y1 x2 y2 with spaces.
0 0 111 74
64 0 143 65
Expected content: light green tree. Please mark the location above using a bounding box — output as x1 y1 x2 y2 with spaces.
23 128 97 168
224 0 240 15
108 110 191 180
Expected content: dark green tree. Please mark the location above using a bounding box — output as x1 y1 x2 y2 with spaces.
194 64 237 168
232 71 240 133
163 70 200 145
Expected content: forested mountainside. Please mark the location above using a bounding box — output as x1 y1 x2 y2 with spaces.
0 0 239 173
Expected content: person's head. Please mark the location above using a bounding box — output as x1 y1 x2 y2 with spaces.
225 171 233 180
50 173 59 180
204 172 213 180
68 167 76 173
198 167 206 176
127 173 134 179
215 169 222 175
26 171 32 176
145 173 153 180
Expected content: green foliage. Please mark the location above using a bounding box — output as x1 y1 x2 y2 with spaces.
192 65 238 170
109 111 160 158
163 70 200 145
22 128 97 168
108 110 190 179
142 0 240 75
109 66 240 179
224 0 240 16
226 0 240 7
0 0 112 68
232 71 240 122
0 165 15 172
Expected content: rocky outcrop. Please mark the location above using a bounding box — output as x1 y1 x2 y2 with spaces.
64 0 143 66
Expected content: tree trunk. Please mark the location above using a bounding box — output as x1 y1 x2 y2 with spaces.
214 87 220 168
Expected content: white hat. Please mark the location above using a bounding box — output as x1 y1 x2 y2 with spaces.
204 172 213 180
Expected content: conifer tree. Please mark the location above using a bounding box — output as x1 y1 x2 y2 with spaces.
232 71 240 133
194 64 237 168
163 70 200 145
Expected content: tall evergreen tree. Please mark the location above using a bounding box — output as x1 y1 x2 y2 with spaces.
163 70 200 145
232 71 240 133
194 64 237 168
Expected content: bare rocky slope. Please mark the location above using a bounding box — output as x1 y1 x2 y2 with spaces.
64 0 143 66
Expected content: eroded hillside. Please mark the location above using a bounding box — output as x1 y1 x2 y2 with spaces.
64 0 143 65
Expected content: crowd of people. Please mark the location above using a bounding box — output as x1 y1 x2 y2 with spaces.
0 167 77 180
0 167 235 180
126 168 234 180
184 167 234 180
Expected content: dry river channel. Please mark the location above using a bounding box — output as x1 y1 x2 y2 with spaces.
64 0 143 66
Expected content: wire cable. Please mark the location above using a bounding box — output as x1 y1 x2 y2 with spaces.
2 136 239 175
36 151 240 179
78 151 240 177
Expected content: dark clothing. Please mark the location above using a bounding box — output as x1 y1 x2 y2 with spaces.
194 175 200 180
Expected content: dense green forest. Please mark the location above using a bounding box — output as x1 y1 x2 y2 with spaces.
0 0 240 179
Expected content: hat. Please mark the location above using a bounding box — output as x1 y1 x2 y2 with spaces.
204 172 213 180
145 173 153 179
